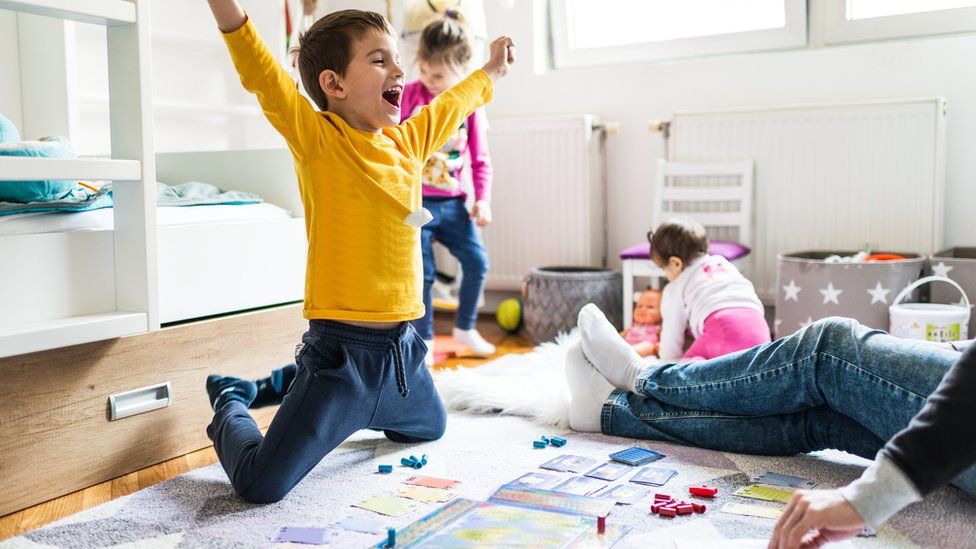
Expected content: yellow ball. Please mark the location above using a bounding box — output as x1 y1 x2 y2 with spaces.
496 298 523 334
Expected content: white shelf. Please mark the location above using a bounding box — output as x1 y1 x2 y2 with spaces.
0 0 136 26
0 157 141 181
0 312 147 358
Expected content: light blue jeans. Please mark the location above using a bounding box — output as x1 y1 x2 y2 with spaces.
413 196 489 340
603 317 976 497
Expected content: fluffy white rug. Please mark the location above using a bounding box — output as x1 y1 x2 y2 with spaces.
433 330 578 428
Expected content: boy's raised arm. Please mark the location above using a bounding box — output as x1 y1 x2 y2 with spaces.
206 0 246 33
400 36 516 163
206 0 327 162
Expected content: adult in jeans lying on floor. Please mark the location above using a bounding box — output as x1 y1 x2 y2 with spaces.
566 304 975 547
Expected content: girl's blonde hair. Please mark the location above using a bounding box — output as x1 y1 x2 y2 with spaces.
416 9 472 69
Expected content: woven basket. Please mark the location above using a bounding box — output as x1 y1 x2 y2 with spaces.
523 266 622 343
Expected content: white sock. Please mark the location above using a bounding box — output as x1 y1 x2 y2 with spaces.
453 327 496 357
578 303 644 392
565 340 614 433
423 339 435 367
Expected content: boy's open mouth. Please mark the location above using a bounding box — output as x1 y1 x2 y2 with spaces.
382 84 402 109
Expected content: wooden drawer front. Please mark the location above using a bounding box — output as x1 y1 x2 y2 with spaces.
0 304 306 516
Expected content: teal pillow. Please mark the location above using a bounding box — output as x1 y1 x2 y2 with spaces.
0 136 78 203
0 113 19 143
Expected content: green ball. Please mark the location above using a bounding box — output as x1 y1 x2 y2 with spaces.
496 298 523 334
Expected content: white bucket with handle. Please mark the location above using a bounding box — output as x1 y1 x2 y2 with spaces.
889 276 971 342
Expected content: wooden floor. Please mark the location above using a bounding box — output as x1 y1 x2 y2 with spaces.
0 313 533 541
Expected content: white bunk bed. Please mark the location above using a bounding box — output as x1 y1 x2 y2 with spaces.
0 147 307 356
0 0 307 358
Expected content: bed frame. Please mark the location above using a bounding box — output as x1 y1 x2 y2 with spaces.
0 148 313 514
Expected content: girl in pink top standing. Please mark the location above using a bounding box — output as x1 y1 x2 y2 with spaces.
401 12 495 365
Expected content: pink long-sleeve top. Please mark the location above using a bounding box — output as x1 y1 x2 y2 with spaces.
400 79 493 203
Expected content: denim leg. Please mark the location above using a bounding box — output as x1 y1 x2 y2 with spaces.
371 324 447 441
411 205 440 341
604 389 885 459
604 386 976 496
434 198 488 331
634 317 959 444
206 331 372 503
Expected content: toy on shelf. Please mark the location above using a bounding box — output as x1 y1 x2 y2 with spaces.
620 289 662 358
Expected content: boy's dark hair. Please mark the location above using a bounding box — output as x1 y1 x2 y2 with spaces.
648 217 709 266
416 10 472 68
293 10 394 111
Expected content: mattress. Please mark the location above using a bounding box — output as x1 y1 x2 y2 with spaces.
0 203 295 237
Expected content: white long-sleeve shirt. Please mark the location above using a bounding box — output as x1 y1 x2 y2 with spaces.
658 254 764 360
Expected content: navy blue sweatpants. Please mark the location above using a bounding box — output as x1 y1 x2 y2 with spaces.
206 320 446 503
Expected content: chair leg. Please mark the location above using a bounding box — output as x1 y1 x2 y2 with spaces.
622 260 633 328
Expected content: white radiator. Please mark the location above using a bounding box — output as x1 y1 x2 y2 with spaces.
483 115 605 290
671 98 947 301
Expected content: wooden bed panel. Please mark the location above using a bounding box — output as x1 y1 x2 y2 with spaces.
0 303 306 516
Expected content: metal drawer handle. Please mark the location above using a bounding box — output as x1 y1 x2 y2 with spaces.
108 382 172 421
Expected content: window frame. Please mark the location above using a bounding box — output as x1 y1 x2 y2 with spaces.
823 0 976 44
548 0 808 70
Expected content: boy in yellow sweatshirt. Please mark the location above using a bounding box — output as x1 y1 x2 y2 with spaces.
203 0 515 502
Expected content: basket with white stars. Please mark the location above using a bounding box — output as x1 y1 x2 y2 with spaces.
775 251 925 338
927 248 976 338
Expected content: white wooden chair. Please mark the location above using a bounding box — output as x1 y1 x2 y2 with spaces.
621 159 755 327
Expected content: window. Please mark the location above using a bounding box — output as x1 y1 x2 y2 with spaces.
549 0 807 69
824 0 976 44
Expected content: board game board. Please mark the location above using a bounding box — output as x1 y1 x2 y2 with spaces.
383 487 628 548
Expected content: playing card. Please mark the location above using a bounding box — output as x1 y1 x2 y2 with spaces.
734 484 793 503
352 495 417 516
552 476 607 496
609 447 665 466
539 454 599 473
629 467 678 486
751 471 817 489
505 471 565 490
403 475 460 489
336 516 387 535
721 503 784 520
595 483 651 505
397 485 454 503
584 461 632 481
274 526 331 544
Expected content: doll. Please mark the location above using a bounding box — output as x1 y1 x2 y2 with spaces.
621 288 662 358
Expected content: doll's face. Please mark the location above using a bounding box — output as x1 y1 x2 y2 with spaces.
633 290 662 325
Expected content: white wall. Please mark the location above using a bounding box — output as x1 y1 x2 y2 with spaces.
0 11 23 130
482 0 976 266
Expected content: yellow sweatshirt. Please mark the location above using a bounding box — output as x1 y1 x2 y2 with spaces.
222 19 492 322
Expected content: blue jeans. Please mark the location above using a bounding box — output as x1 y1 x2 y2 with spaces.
413 196 489 340
603 317 976 496
206 320 445 503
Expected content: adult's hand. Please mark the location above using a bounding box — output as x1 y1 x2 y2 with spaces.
769 489 866 549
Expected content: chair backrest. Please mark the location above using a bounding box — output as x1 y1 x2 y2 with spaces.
652 159 754 247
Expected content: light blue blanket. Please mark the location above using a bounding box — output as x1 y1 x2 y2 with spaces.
0 181 262 217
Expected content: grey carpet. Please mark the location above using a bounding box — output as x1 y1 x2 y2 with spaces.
3 413 975 548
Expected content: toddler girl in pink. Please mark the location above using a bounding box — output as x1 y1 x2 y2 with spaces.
400 12 495 365
650 217 769 360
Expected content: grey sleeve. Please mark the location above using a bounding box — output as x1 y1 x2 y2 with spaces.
838 453 922 530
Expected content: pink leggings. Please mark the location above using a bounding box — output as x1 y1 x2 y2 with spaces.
683 307 771 360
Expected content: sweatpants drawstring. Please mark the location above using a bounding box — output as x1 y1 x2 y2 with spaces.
391 338 409 398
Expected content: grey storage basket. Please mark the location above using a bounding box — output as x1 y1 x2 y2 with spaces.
522 266 622 343
775 251 924 338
